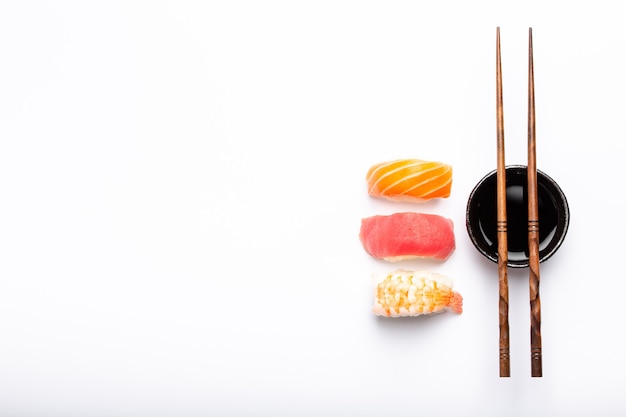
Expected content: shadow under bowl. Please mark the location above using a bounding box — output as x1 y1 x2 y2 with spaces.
466 165 570 268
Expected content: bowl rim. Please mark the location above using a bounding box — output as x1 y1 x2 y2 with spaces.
465 164 570 268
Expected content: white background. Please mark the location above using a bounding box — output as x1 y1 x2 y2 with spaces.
1 1 625 416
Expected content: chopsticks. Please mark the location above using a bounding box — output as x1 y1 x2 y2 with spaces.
527 28 542 378
495 27 543 378
495 27 510 378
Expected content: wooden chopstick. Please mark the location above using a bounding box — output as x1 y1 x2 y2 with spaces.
527 27 543 378
496 27 510 378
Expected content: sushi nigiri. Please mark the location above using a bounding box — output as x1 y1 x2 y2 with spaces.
366 158 453 202
374 270 463 317
359 212 455 261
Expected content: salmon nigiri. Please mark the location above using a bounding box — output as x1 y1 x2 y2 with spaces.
366 158 453 202
373 270 463 317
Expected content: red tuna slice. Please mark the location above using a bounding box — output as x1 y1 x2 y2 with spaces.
359 212 455 261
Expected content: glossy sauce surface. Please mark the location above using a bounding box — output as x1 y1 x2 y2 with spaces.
476 176 558 262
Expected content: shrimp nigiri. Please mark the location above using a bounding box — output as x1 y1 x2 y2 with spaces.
374 270 463 317
366 158 453 202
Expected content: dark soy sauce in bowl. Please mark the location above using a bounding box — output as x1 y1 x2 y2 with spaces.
466 165 569 268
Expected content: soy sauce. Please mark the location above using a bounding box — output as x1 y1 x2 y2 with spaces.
476 172 559 262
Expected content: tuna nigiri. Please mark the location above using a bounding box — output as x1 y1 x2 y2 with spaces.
359 212 455 261
366 158 453 202
373 270 463 317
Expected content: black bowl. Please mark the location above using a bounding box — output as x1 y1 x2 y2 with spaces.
466 165 570 268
